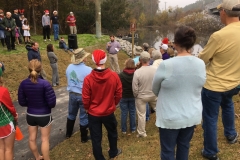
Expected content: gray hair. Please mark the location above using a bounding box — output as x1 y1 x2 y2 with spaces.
152 50 162 60
140 57 150 64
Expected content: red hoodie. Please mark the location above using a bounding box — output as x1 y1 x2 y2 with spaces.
82 68 122 116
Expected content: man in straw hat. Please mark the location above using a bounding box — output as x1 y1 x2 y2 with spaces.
199 0 240 159
65 48 92 143
82 49 122 160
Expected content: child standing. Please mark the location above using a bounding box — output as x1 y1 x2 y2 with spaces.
22 20 30 44
15 28 20 45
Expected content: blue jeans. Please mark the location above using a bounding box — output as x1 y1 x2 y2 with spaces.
159 126 195 160
88 113 118 160
146 103 150 121
119 98 136 132
52 24 59 40
202 87 240 156
67 93 88 126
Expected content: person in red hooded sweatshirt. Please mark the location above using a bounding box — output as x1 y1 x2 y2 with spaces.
0 67 18 160
82 49 122 160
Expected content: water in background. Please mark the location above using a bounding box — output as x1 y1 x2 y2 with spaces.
125 27 207 52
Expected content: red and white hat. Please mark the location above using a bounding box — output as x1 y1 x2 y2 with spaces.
92 50 107 69
44 10 49 14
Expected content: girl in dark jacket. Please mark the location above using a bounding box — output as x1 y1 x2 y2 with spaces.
18 59 56 160
118 58 136 134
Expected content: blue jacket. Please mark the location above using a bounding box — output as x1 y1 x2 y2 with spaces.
26 45 41 61
18 76 56 115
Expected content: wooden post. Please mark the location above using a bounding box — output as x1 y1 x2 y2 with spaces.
130 21 136 58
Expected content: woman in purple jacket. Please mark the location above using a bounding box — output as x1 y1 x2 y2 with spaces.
18 60 56 160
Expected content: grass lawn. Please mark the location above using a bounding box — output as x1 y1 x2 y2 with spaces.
1 34 240 160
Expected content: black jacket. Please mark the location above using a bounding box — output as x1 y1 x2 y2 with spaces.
118 69 135 98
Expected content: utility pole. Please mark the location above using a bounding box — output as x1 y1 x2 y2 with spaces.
95 0 102 38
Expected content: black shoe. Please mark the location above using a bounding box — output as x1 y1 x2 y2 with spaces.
80 125 90 143
8 49 11 51
201 150 219 160
109 149 122 160
81 136 91 143
12 48 16 50
226 132 238 144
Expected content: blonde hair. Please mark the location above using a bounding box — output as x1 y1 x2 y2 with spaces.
124 58 135 69
28 60 42 83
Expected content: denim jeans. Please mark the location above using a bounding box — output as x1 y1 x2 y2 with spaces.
146 103 150 121
202 87 240 156
67 93 88 126
119 98 136 132
52 24 59 40
88 113 118 160
159 126 195 160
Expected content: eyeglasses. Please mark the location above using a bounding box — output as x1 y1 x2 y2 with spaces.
218 7 224 12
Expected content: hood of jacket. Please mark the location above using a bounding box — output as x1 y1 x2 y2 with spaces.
90 68 113 83
119 69 135 84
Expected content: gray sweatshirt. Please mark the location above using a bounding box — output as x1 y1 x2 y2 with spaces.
42 15 50 27
47 52 58 64
106 40 121 54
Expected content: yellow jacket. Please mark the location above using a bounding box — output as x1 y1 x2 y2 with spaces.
199 22 240 92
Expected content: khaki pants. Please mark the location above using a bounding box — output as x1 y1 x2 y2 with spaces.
69 26 77 34
135 96 157 136
109 54 120 73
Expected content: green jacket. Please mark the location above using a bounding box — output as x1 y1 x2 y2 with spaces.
0 17 16 37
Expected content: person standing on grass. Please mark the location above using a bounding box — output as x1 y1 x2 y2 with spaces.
0 68 18 160
0 10 5 47
118 58 136 135
0 12 16 51
65 48 92 143
132 51 157 138
42 10 51 42
82 49 122 160
152 25 206 160
66 12 77 34
12 8 23 44
199 1 240 159
46 44 59 87
18 60 56 160
106 35 121 73
26 42 47 79
51 10 59 41
22 20 31 44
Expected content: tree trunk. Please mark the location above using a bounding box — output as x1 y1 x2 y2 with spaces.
32 4 37 34
95 0 102 38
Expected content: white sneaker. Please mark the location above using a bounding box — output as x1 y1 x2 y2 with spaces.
122 132 126 134
136 134 147 138
48 39 51 41
44 39 47 42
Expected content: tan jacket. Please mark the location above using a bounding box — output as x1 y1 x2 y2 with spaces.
132 66 157 98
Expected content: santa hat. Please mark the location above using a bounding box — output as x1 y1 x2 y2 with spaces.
92 50 107 69
44 10 49 14
162 37 169 45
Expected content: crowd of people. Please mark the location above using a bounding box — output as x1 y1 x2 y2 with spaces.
0 8 77 51
1 0 240 160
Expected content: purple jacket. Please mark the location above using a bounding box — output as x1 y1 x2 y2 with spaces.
18 76 56 115
106 40 121 54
